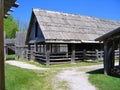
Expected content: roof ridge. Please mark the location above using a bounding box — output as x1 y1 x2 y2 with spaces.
33 8 120 23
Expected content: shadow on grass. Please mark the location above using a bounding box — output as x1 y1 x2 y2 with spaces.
87 68 120 78
87 68 104 75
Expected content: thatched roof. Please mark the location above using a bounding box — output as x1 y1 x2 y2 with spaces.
26 8 120 44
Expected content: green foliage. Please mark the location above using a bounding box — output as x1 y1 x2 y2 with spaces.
4 15 20 38
5 64 57 90
89 69 120 90
6 54 15 60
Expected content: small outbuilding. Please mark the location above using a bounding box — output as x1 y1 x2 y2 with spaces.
96 27 120 76
25 8 120 65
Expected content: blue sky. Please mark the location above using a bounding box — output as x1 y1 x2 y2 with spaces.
11 0 120 23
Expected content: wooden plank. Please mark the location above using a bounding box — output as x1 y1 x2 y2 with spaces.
0 0 5 89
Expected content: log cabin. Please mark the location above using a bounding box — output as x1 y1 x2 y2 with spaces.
25 8 120 65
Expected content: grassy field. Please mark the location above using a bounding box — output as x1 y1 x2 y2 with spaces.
5 64 58 90
88 69 120 90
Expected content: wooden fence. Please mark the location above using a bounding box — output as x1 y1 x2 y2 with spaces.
24 49 120 65
24 49 105 65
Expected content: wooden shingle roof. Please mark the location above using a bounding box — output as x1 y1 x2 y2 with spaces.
26 8 120 44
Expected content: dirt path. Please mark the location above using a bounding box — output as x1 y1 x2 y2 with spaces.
56 69 96 90
55 64 104 90
6 60 48 70
6 60 104 90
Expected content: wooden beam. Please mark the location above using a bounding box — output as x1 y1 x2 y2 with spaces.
0 0 5 89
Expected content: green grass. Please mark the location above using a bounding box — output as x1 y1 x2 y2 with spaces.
5 64 58 90
6 54 15 60
88 69 120 90
17 58 103 68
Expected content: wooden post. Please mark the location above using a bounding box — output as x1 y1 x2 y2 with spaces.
104 41 109 75
83 49 86 61
95 49 99 61
111 41 115 69
46 44 50 66
34 43 38 52
71 44 75 63
0 0 5 89
34 43 38 60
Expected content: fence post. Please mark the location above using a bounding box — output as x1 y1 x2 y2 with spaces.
83 49 86 61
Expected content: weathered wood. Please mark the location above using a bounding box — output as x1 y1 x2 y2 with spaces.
71 44 75 63
104 41 109 75
0 0 5 89
46 44 50 66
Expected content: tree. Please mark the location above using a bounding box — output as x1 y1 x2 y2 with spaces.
4 15 20 38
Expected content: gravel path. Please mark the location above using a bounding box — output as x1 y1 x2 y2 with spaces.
6 60 48 70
